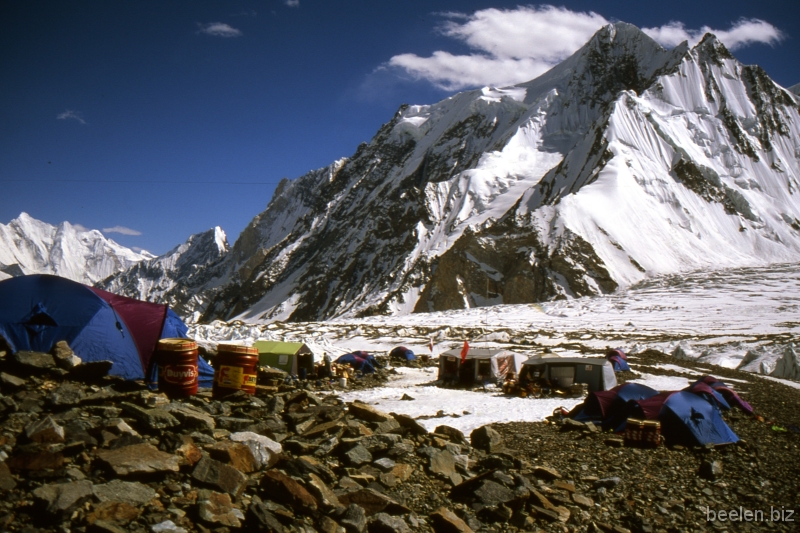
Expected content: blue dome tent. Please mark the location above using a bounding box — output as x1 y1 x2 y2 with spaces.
0 274 212 385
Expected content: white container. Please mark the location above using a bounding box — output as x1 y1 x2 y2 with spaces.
339 377 348 388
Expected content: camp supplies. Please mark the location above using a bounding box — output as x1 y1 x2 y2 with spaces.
156 338 199 398
213 344 259 398
624 418 661 448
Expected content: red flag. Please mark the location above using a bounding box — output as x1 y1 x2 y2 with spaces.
460 340 469 363
429 337 434 353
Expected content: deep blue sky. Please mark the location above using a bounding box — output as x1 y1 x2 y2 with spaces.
2 1 798 255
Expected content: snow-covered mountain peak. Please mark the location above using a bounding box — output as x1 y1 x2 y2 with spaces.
100 23 800 324
0 212 153 283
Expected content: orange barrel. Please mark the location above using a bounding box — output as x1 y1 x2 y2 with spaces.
213 344 259 398
156 338 199 398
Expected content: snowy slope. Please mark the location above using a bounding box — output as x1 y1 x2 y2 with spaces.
0 212 153 284
96 227 229 319
182 23 799 323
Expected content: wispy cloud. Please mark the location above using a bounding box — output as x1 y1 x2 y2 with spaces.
56 110 86 125
384 6 785 91
643 18 784 50
285 0 300 7
197 22 243 37
231 10 257 18
103 226 142 236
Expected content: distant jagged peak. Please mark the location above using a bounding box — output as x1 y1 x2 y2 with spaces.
159 226 230 266
0 212 153 284
789 83 800 96
691 32 736 63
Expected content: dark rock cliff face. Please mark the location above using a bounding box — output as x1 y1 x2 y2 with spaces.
201 112 431 323
415 222 618 313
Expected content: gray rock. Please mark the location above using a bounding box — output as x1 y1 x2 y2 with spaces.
372 417 402 434
373 457 397 472
341 503 368 533
391 413 428 435
25 415 65 443
345 444 373 466
369 512 410 533
473 480 516 506
429 449 457 478
13 350 56 370
267 394 286 414
32 480 93 515
361 433 402 453
0 372 26 389
216 416 257 432
433 425 467 445
162 403 216 431
47 382 86 406
191 456 248 497
246 500 285 532
306 472 342 511
95 443 181 476
93 479 157 507
120 402 180 430
470 425 503 452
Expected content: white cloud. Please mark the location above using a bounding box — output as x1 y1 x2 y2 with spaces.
440 6 608 62
643 18 784 50
72 224 89 232
103 226 142 236
385 6 785 91
56 110 86 125
197 22 243 37
389 51 555 91
285 0 299 7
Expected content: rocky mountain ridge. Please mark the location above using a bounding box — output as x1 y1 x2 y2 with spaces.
96 227 229 321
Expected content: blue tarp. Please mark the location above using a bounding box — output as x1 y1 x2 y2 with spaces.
0 274 212 385
389 346 416 361
606 349 631 372
336 351 378 374
660 391 739 446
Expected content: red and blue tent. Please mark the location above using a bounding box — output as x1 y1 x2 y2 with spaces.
0 274 212 385
605 348 631 372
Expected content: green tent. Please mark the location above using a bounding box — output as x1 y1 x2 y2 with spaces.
253 340 315 377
